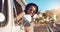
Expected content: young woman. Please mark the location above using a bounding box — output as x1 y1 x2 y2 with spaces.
22 3 38 32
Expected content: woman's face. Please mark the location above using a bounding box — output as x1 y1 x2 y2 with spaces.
27 6 36 16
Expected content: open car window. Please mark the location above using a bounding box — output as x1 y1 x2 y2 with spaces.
13 0 23 25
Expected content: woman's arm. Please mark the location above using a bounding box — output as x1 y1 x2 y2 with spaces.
14 11 25 22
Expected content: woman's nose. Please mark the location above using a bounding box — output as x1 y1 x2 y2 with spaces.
31 10 34 13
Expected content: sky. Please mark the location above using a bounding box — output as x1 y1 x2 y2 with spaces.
25 0 60 11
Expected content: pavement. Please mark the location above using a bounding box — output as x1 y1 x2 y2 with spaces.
34 24 60 32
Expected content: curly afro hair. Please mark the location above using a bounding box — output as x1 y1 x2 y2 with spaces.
25 3 38 14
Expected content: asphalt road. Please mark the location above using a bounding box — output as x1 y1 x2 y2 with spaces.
34 24 60 32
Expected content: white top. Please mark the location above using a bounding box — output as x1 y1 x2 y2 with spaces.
22 14 32 22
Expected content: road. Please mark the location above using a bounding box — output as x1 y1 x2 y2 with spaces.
34 24 60 32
